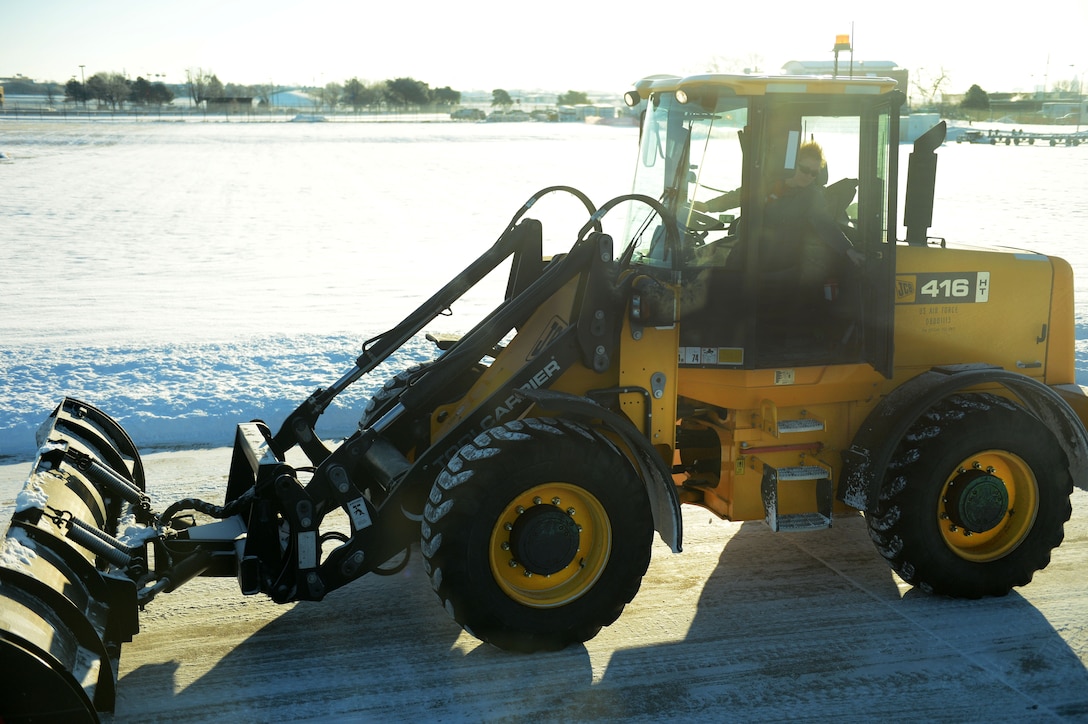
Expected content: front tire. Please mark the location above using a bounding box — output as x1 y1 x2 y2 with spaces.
359 360 482 454
866 393 1073 597
421 417 653 652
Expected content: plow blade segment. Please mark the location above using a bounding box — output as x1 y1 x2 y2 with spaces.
1 398 144 722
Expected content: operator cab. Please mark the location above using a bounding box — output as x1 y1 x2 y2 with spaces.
622 74 903 374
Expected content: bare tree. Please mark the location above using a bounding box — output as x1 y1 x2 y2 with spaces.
251 83 274 107
185 68 210 106
705 53 765 75
319 81 342 111
911 67 950 108
85 72 131 109
205 74 224 100
105 73 131 109
1052 77 1081 95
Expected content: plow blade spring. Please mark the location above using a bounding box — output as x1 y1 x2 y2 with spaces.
1 398 143 723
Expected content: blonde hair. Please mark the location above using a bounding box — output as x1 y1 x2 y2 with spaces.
798 141 825 167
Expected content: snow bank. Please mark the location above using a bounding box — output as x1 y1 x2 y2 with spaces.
0 333 437 461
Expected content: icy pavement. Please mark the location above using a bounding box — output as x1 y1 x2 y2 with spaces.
2 449 1085 722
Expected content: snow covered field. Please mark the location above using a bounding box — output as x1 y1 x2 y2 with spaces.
2 119 1088 462
0 119 636 461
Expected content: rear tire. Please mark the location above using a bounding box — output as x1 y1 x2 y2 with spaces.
421 417 653 652
866 393 1073 597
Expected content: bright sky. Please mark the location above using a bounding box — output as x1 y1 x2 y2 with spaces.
5 0 1086 97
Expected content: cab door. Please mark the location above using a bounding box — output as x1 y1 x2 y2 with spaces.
740 92 901 375
856 94 903 378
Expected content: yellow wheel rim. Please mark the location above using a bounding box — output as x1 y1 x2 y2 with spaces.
489 482 611 608
938 449 1039 562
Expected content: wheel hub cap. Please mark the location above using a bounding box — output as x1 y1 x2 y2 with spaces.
509 505 580 575
944 469 1009 533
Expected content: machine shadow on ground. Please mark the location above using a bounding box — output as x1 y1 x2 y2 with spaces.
586 511 1088 721
111 545 595 721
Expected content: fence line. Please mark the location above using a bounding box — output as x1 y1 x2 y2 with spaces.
0 104 494 123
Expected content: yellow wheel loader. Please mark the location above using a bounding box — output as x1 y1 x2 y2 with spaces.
2 73 1085 721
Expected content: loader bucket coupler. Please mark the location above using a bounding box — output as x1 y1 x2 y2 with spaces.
0 398 144 722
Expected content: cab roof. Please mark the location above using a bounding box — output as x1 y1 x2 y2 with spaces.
631 73 899 99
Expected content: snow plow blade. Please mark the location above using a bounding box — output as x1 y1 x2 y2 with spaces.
0 398 145 723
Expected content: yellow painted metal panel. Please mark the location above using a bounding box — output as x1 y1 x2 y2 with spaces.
893 246 1053 376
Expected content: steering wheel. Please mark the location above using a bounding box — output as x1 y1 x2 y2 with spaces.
681 204 727 232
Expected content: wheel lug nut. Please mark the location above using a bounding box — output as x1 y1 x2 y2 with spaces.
567 507 576 516
508 559 518 568
552 497 561 506
516 506 525 515
501 542 510 550
533 496 542 505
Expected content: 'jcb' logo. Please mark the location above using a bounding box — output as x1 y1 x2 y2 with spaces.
895 276 916 303
529 316 567 360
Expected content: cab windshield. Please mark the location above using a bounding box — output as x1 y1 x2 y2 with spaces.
625 92 747 268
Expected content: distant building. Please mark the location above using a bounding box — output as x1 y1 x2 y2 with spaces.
1042 99 1088 121
269 89 318 108
205 97 255 112
781 60 908 95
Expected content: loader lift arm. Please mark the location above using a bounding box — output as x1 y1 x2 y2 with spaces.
270 185 601 465
247 230 670 601
173 192 681 603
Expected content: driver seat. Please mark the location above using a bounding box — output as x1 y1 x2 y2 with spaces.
823 178 858 223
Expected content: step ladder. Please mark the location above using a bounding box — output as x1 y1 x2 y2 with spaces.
752 400 833 531
754 459 833 532
760 399 825 437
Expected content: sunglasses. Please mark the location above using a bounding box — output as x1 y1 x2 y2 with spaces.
797 164 820 177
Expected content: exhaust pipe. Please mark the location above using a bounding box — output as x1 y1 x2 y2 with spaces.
1 398 145 722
